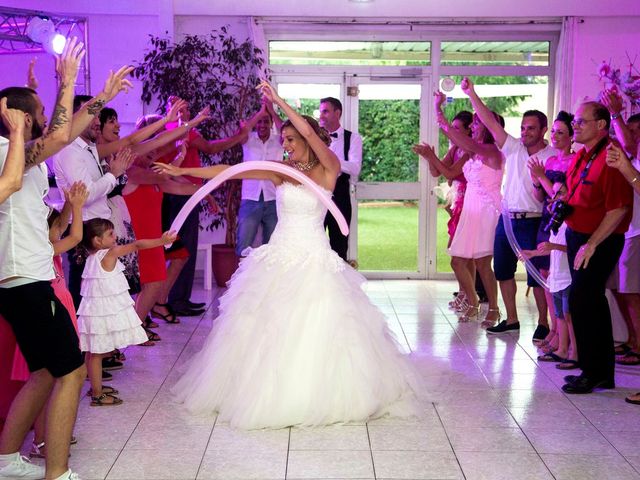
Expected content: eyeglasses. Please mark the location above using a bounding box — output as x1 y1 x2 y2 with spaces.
571 118 597 127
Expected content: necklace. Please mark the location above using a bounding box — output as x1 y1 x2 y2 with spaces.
283 157 319 172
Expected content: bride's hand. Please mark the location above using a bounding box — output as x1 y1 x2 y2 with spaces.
257 80 282 105
152 162 183 177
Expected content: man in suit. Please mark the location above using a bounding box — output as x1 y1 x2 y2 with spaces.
318 97 362 261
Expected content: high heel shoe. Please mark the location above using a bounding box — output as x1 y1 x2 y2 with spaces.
460 304 481 322
481 308 501 328
449 293 466 310
455 297 470 314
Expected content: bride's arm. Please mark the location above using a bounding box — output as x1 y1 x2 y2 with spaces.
151 162 285 184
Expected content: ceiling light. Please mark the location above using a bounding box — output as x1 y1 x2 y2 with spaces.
26 16 67 55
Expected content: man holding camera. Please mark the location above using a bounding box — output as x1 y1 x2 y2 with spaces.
461 77 555 340
561 101 633 394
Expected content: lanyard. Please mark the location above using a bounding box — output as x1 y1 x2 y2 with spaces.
564 137 608 203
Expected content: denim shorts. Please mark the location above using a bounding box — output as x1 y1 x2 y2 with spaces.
552 285 571 319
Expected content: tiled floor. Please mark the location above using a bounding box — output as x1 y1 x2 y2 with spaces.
24 280 640 479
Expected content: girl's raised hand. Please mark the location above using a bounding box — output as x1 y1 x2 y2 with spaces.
67 181 89 207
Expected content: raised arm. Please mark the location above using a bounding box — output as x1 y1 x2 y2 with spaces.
102 231 177 271
606 143 640 195
68 65 134 143
259 80 340 184
52 182 88 255
96 99 187 159
265 98 284 132
151 161 284 184
0 98 26 202
413 143 467 180
602 89 637 156
460 77 508 148
189 112 250 155
24 37 84 167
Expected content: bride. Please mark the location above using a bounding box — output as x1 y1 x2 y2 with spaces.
154 81 421 429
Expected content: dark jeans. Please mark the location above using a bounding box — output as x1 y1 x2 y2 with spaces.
163 193 199 309
566 228 624 382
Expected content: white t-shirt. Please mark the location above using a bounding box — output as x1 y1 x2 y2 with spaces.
625 157 640 239
241 131 284 201
500 135 556 212
0 136 55 285
53 137 116 221
328 126 363 183
548 222 571 293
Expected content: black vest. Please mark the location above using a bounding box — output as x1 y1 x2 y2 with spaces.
334 129 352 197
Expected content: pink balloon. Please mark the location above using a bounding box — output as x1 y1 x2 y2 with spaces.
169 161 349 241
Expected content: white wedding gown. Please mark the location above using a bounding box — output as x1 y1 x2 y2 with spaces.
172 182 421 429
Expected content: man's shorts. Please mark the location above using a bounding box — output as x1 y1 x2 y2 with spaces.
494 215 543 287
607 234 640 293
0 281 83 378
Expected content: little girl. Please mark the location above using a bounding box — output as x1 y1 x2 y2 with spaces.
78 218 176 406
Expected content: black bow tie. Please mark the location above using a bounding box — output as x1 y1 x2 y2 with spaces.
330 132 338 138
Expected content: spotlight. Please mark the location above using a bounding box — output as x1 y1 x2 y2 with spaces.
26 17 67 55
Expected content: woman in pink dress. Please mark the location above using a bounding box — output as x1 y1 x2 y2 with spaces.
414 108 473 312
434 91 504 326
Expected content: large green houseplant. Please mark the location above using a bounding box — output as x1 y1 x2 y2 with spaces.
133 27 266 285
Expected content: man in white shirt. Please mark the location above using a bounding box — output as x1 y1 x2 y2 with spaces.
319 97 363 261
53 95 131 307
0 41 133 480
461 78 555 340
236 102 284 256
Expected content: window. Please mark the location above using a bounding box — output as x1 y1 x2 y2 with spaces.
441 41 549 66
269 41 431 66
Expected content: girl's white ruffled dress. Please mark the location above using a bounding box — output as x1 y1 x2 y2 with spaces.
77 249 147 353
172 182 421 429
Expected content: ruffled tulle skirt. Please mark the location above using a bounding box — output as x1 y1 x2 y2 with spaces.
172 243 421 430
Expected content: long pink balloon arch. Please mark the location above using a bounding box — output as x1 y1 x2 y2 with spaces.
168 160 349 239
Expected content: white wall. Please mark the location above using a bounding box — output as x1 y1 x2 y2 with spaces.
571 16 640 110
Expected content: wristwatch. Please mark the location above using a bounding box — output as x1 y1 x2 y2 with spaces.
611 113 621 120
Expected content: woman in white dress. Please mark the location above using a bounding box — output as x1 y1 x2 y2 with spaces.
154 81 420 429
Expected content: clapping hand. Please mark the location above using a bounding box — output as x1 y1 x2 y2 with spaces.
65 181 89 208
527 156 546 180
412 143 435 160
110 148 135 177
0 97 25 134
101 65 134 102
605 143 629 171
601 88 623 115
55 36 85 84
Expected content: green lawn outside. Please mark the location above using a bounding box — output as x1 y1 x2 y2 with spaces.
357 204 452 272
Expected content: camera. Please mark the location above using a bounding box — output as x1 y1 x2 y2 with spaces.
543 200 573 234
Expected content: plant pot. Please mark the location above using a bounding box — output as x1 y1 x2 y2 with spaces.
211 244 240 288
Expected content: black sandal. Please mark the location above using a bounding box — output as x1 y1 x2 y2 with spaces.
143 325 161 341
151 303 180 324
90 393 123 406
143 315 159 329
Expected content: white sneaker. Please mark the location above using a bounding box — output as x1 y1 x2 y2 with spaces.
54 469 81 480
0 452 45 479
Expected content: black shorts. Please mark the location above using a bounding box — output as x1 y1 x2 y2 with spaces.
0 281 83 378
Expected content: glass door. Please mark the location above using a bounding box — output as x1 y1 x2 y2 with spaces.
348 76 430 279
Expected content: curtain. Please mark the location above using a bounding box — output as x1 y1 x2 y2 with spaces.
248 17 269 78
553 17 578 116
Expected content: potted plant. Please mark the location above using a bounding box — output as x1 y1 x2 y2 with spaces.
133 26 266 286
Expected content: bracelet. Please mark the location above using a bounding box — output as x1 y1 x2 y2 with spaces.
611 113 621 120
183 122 190 129
632 176 639 184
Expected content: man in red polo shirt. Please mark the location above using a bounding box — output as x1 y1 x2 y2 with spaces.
562 101 633 394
